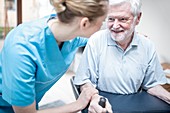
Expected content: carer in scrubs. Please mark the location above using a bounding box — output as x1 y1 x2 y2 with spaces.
0 0 110 113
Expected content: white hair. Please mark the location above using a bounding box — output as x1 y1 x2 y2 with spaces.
109 0 142 16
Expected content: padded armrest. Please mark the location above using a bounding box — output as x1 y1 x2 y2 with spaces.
99 90 170 113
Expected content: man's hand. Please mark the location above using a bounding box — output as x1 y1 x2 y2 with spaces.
80 83 112 112
88 94 113 113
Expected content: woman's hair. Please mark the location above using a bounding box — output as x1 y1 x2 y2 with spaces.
50 0 108 23
109 0 142 16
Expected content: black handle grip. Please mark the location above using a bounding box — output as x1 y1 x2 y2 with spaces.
98 97 106 108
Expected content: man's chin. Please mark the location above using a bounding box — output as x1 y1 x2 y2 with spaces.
115 39 124 42
111 34 124 41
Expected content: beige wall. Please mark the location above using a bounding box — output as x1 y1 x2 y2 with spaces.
22 0 53 22
136 0 170 63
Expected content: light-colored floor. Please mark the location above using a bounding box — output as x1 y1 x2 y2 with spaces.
38 71 77 110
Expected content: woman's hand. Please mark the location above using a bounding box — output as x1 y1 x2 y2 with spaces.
76 85 99 110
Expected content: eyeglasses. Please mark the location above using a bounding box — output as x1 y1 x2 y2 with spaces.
107 17 134 24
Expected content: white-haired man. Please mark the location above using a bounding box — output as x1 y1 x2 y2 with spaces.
74 0 170 112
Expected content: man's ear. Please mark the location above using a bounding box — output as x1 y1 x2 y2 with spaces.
136 12 142 25
80 17 90 30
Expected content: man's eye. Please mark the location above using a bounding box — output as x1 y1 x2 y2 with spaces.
120 18 127 22
108 18 115 21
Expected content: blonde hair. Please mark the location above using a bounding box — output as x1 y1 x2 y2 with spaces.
50 0 108 23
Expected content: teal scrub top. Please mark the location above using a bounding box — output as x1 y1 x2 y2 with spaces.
0 14 87 108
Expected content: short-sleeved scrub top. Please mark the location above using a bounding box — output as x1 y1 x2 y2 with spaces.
0 14 87 111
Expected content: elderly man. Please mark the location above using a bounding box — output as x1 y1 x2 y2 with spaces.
74 0 170 112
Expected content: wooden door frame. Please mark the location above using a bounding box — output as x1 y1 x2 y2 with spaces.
17 0 22 25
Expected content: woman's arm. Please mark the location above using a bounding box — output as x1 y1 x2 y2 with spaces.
147 84 170 104
13 87 98 113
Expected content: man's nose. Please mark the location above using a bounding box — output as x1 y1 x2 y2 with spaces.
112 19 120 29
